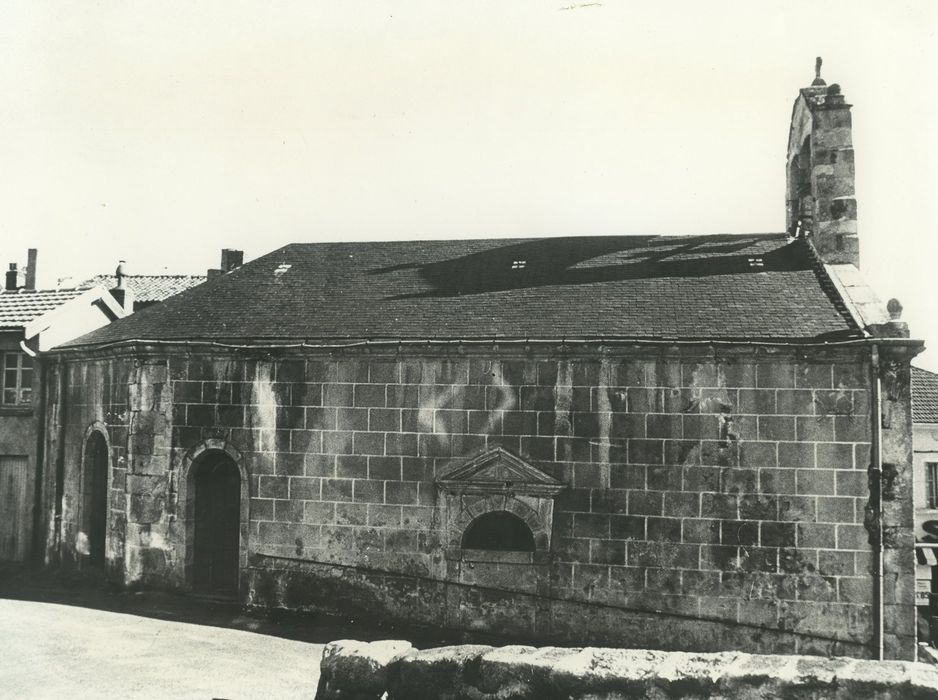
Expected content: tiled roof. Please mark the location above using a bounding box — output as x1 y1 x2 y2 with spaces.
912 367 938 424
0 288 88 330
62 234 862 348
81 274 206 303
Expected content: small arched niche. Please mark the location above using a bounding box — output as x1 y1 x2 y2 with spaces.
437 447 565 565
462 510 536 553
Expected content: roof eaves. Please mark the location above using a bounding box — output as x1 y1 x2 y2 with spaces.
53 329 874 355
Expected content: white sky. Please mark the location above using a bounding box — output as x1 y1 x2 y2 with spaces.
1 2 936 367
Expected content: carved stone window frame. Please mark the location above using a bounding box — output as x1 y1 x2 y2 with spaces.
436 446 565 565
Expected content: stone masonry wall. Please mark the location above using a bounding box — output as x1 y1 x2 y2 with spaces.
44 358 131 575
48 345 915 659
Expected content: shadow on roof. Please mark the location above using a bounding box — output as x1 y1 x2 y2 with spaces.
368 234 803 299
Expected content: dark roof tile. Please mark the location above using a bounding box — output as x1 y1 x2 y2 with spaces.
62 234 860 347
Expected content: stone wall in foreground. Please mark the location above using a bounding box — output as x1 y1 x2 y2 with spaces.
315 639 938 700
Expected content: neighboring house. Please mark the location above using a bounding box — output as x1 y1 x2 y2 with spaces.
79 273 206 312
0 250 125 562
77 249 243 312
0 249 238 565
42 69 922 660
911 367 938 612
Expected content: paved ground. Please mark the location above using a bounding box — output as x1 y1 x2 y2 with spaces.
0 564 487 698
0 598 322 699
0 563 477 647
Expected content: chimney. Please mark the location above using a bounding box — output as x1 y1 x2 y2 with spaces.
220 249 244 273
208 248 244 278
25 249 37 290
786 57 859 267
110 260 135 314
5 263 19 291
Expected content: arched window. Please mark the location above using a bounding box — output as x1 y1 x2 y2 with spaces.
461 511 535 552
788 134 814 236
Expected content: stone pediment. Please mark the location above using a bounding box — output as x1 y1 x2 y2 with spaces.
437 447 565 497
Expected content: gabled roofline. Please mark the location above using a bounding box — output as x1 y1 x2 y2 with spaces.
438 446 563 483
823 263 891 334
22 285 126 340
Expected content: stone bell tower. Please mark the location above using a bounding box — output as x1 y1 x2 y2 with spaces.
786 58 859 267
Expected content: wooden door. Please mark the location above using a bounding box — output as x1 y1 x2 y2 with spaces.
0 456 28 561
193 455 241 596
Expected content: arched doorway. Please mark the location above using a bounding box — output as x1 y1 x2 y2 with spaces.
82 431 109 568
192 451 241 596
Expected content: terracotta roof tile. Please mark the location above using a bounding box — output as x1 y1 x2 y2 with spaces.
912 367 938 424
62 234 862 347
0 288 88 330
81 274 206 303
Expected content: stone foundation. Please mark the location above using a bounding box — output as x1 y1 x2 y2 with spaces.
248 555 869 656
